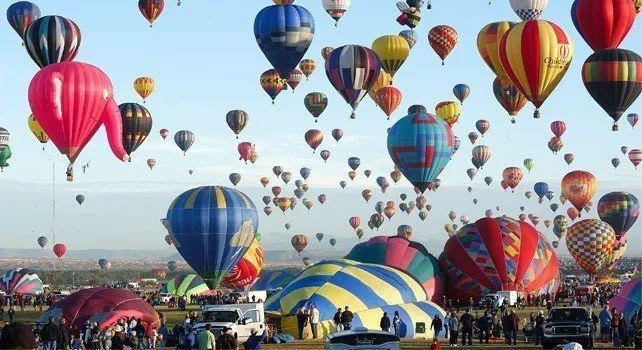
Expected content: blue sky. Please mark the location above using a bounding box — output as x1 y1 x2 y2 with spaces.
0 1 641 256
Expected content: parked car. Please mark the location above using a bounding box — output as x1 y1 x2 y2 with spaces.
543 307 593 349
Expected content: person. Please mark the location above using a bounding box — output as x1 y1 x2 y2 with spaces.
611 307 620 345
476 311 488 344
309 304 320 339
58 317 71 350
430 314 442 341
186 328 196 350
599 305 612 341
534 310 545 345
448 312 459 346
198 323 216 350
342 306 354 330
443 312 450 339
216 326 238 349
296 307 308 340
392 311 401 336
102 326 112 350
90 322 101 350
111 325 125 350
333 308 343 332
243 329 263 350
591 311 598 337
7 307 14 324
40 317 59 350
380 312 391 332
459 309 473 346
158 323 169 348
502 310 512 345
509 310 519 345
134 319 145 349
0 322 37 349
618 310 628 347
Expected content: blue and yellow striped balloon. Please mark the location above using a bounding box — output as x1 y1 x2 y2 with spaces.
165 186 258 289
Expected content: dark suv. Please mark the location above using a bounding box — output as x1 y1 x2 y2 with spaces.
543 307 593 349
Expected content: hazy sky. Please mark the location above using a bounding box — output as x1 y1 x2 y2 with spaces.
0 1 641 257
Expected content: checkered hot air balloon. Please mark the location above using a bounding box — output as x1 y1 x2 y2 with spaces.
566 219 616 275
387 105 455 193
428 25 458 65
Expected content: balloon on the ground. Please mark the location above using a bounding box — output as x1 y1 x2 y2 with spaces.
161 274 209 302
222 238 265 289
0 268 43 295
608 274 641 324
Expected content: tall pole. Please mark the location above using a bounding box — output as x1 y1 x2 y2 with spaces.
52 162 55 244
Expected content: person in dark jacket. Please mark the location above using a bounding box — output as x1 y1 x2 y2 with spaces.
477 312 488 344
333 308 343 331
296 307 308 340
380 312 391 332
459 309 473 346
134 319 146 349
341 306 354 330
40 317 60 350
509 310 520 345
430 314 443 340
216 327 238 349
502 310 512 344
58 317 70 350
534 310 546 345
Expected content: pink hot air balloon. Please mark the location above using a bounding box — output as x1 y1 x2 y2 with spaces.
629 149 642 169
28 62 128 180
550 121 566 138
238 142 254 163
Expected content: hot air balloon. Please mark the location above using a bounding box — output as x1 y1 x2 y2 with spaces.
534 182 549 203
582 49 642 131
347 157 361 171
493 78 528 123
415 196 426 210
332 129 343 142
453 84 470 105
322 0 350 25
375 87 403 119
475 120 490 137
260 177 269 188
441 216 560 300
418 211 428 221
291 235 308 254
523 158 535 172
478 22 517 85
499 20 574 118
299 59 316 80
138 0 164 26
553 215 568 238
167 260 177 272
281 172 292 185
612 158 621 169
399 30 418 49
320 150 331 162
621 146 629 154
24 16 81 68
314 232 324 241
627 113 639 128
372 35 410 79
221 238 264 289
368 70 392 102
468 132 479 145
321 46 334 60
472 145 491 169
37 236 47 249
260 69 286 103
133 77 155 102
254 3 314 80
428 25 458 65
629 149 642 168
53 243 67 259
119 103 152 158
147 158 156 170
6 1 40 43
171 130 195 155
510 0 548 20
226 110 249 139
304 93 328 122
300 167 311 180
27 115 49 148
568 207 580 221
329 238 337 246
165 186 258 288
502 167 524 191
362 189 372 202
28 62 128 179
277 198 291 213
304 129 323 153
571 0 635 52
237 142 254 163
98 259 111 270
597 192 639 240
264 206 273 216
561 170 597 213
286 69 303 91
272 166 283 177
566 219 616 275
370 213 384 230
387 105 455 193
564 153 575 165
548 137 564 154
325 45 382 119
165 234 173 245
229 173 241 187
435 101 462 127
484 176 493 186
550 121 566 138
159 129 169 140
74 194 85 206
448 211 457 222
349 216 361 231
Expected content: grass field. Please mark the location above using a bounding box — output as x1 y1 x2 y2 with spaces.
2 305 631 349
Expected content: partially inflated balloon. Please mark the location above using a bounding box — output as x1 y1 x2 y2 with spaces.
499 20 573 118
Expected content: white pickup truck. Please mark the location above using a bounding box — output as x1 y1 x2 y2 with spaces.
194 303 266 343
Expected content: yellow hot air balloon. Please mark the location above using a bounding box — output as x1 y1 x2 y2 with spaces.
367 70 392 101
371 35 410 80
435 101 462 127
499 20 574 118
133 77 155 102
477 21 516 85
27 115 49 147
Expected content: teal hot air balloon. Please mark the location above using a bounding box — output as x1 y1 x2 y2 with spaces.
174 130 195 155
75 194 85 206
165 186 258 289
387 105 455 193
329 238 337 246
453 84 470 105
0 146 11 171
254 4 315 80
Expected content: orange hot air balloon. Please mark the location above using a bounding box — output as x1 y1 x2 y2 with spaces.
499 20 574 118
133 77 155 102
304 129 323 153
567 207 580 221
260 177 269 187
561 170 597 214
502 167 524 191
277 197 291 213
368 70 392 102
348 171 356 180
374 86 402 119
477 21 517 85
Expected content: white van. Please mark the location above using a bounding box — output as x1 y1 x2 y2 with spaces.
194 303 265 343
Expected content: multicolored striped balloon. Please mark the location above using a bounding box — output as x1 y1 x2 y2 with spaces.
566 219 616 275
